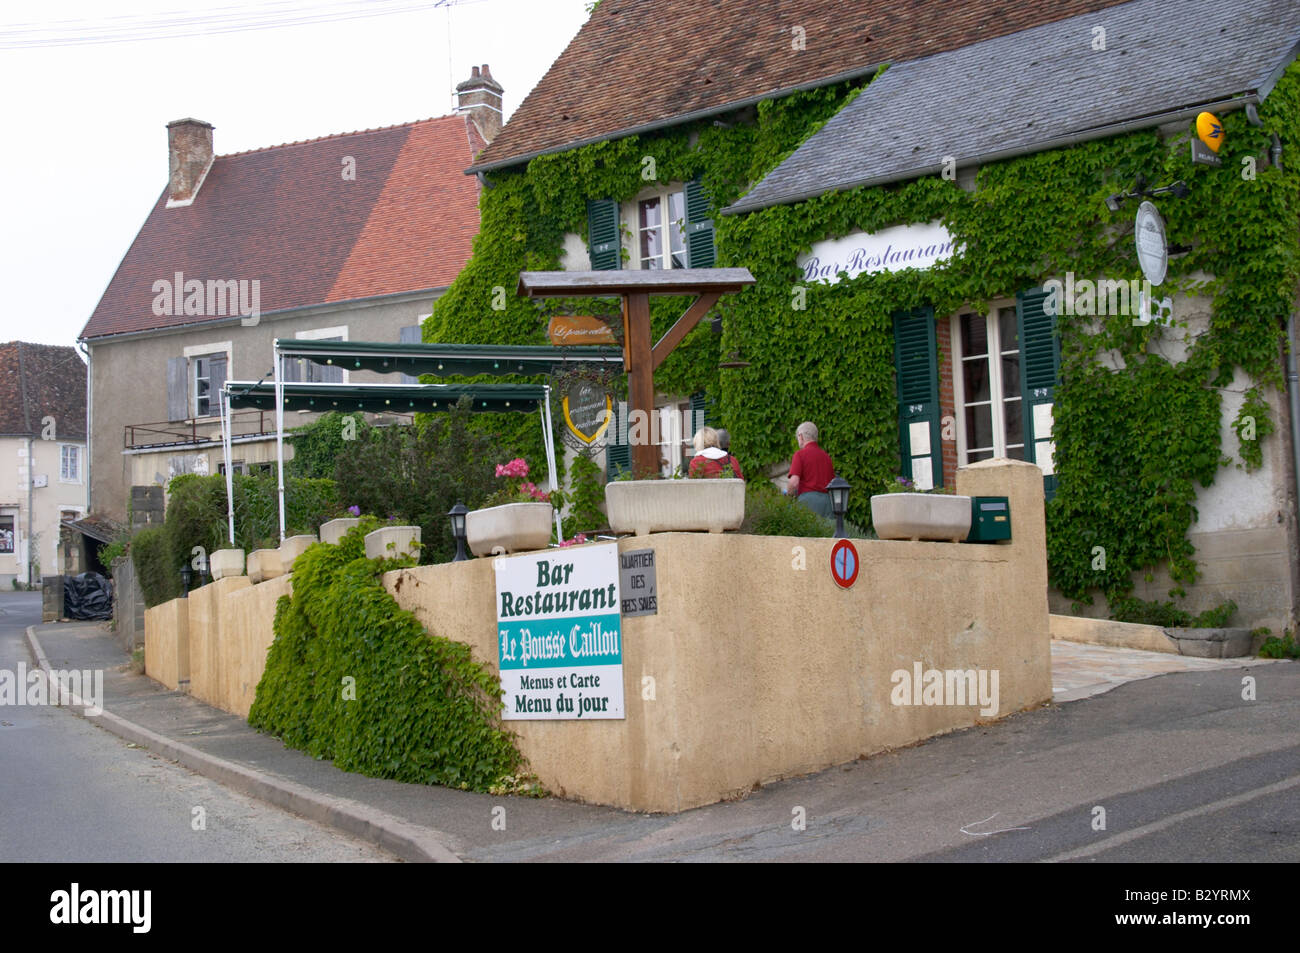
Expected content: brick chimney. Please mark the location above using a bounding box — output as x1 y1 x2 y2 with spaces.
456 64 504 143
167 118 214 206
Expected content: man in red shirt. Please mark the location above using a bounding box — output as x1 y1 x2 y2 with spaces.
787 421 834 518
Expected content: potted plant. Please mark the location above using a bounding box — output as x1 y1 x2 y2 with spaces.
869 476 972 542
465 458 557 556
604 464 745 537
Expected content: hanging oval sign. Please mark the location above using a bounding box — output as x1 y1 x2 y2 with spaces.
563 382 613 445
548 315 618 346
1134 201 1168 287
1196 111 1224 153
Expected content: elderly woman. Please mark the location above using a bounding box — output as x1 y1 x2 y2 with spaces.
688 426 743 479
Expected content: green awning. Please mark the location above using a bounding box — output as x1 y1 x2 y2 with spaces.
273 339 623 377
225 381 548 414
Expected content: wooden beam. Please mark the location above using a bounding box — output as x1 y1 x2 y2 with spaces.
651 291 721 371
624 292 658 477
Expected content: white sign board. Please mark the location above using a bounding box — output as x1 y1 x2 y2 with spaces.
798 221 956 284
494 542 624 720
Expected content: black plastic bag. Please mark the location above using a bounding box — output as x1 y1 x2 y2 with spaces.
63 572 114 621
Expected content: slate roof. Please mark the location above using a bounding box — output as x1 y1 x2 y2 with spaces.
0 342 87 439
81 114 487 340
728 0 1300 214
469 0 1138 173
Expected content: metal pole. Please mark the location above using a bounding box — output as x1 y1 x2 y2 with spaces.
274 343 286 542
542 386 562 542
221 388 235 545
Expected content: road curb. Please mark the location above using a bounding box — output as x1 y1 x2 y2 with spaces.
25 625 462 864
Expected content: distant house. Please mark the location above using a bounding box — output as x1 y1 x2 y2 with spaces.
79 65 504 525
0 342 88 587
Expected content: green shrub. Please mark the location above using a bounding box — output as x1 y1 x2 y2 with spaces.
335 396 521 564
1109 597 1238 628
131 525 181 607
1259 632 1300 659
741 483 834 537
565 453 607 534
248 521 532 792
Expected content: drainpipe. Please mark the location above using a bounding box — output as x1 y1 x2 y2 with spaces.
1287 315 1300 622
78 341 91 516
27 436 35 587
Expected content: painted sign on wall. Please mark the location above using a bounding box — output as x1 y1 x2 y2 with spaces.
797 221 956 284
495 541 624 720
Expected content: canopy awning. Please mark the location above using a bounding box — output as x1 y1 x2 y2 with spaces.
272 339 623 377
225 381 549 414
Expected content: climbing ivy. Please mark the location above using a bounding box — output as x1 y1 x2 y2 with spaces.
249 519 535 793
429 61 1300 616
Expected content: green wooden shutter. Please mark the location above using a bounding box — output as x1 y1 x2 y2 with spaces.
1016 287 1062 500
605 401 631 482
892 306 943 489
684 179 716 268
586 199 620 271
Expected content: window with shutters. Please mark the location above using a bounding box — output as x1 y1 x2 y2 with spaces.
191 353 227 417
950 304 1024 464
587 179 715 272
636 189 687 270
946 289 1060 498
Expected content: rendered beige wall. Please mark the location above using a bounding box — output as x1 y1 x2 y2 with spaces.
383 458 1051 812
186 576 251 711
145 573 290 716
157 459 1051 813
144 597 189 690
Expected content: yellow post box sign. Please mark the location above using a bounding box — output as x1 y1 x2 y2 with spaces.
1196 112 1224 152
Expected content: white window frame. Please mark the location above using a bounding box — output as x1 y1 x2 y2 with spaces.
183 340 232 419
627 186 687 271
288 326 349 384
950 302 1025 465
59 444 82 483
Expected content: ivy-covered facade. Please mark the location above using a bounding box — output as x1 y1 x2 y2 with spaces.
428 1 1300 630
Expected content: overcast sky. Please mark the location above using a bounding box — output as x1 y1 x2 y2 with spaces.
0 0 592 351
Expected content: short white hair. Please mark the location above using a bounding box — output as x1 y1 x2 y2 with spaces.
797 421 818 442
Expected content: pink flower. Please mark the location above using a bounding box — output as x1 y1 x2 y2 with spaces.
496 458 529 479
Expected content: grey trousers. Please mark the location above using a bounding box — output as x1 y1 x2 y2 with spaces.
796 491 833 519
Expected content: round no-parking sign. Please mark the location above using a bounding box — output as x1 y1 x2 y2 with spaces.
830 539 859 589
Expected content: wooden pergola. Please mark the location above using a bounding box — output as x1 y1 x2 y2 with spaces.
517 269 755 475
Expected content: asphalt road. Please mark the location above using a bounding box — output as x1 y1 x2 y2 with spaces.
0 592 395 862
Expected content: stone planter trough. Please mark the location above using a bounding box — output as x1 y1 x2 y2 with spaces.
870 492 972 542
319 518 361 545
605 479 745 536
246 549 283 584
466 502 553 556
1164 627 1255 658
209 548 245 581
364 525 422 562
278 534 318 572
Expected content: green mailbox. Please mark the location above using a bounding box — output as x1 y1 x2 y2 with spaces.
967 496 1011 542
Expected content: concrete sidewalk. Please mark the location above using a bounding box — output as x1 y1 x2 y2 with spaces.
25 619 1287 862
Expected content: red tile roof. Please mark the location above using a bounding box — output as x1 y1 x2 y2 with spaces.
471 0 1138 172
82 114 483 340
0 342 87 439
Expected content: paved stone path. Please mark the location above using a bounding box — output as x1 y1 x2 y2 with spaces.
1050 638 1278 702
